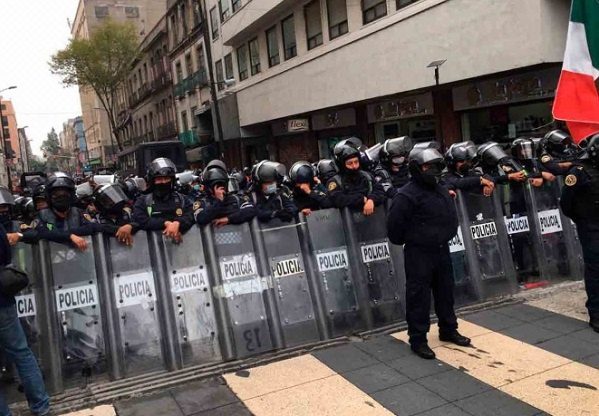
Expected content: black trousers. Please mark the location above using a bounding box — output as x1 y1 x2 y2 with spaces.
577 223 599 320
404 244 458 345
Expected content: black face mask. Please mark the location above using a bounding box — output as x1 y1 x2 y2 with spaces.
154 183 172 199
421 165 443 187
457 162 472 174
51 194 71 213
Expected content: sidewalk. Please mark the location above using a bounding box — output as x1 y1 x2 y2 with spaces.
59 283 598 416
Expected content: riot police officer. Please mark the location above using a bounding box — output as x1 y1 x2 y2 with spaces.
0 187 18 233
387 142 470 359
195 162 256 226
315 159 337 184
327 140 386 214
133 157 195 242
253 160 298 223
444 141 495 195
93 183 138 246
478 141 528 185
289 161 331 215
540 130 581 176
560 133 599 332
375 136 414 197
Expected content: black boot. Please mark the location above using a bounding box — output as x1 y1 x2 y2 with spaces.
411 343 436 360
439 331 471 346
590 318 599 333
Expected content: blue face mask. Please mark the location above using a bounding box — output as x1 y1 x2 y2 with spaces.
264 183 278 195
193 184 201 191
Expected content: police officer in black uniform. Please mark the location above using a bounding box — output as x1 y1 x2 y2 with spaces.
315 159 337 184
195 162 256 226
289 161 332 215
375 136 414 198
132 157 194 242
92 183 138 246
253 160 298 223
478 141 528 186
327 140 386 215
387 142 470 359
540 129 581 176
560 133 599 333
443 141 495 195
0 187 19 233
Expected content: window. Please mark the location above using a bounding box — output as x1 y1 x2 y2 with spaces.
175 62 183 83
210 7 219 40
224 53 234 80
248 38 261 75
218 0 230 22
95 6 108 18
185 54 193 77
192 1 202 26
215 60 224 91
0 116 7 127
304 1 323 50
125 6 139 18
0 105 5 111
396 0 419 9
237 44 249 81
266 26 280 67
362 0 386 24
281 15 297 60
232 0 242 12
170 14 179 45
181 111 189 132
180 3 188 34
197 47 205 72
327 0 348 39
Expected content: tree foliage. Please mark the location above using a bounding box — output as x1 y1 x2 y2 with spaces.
40 128 62 171
49 19 139 151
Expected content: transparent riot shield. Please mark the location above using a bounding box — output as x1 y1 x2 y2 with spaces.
528 181 583 281
343 208 404 328
105 232 165 377
300 209 364 337
448 225 479 306
204 222 274 359
497 183 542 285
255 218 321 347
46 237 106 388
159 227 221 367
456 191 518 300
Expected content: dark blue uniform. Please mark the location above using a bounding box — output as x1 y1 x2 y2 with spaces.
442 171 487 193
387 179 459 346
291 183 332 211
326 171 386 209
32 207 95 245
255 190 298 223
560 163 599 323
373 165 410 199
132 192 195 233
194 194 256 226
92 207 139 236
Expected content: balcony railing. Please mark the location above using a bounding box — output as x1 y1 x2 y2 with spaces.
178 129 199 147
156 121 177 140
173 68 208 99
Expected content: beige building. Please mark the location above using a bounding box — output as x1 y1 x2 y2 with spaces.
71 0 167 168
60 118 78 156
200 0 570 168
0 99 23 186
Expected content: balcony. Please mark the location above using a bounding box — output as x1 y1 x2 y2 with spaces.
178 129 199 147
173 68 208 100
156 121 177 140
152 70 173 91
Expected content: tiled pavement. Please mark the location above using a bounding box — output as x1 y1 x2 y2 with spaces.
61 303 599 416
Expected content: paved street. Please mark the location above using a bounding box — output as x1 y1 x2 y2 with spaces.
56 282 599 416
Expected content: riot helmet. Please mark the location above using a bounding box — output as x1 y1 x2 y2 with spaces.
46 172 76 213
92 174 117 185
253 160 286 195
0 186 15 226
32 183 47 211
445 141 477 172
408 142 446 186
544 130 576 158
147 157 176 198
203 166 229 194
379 136 414 166
477 142 524 174
122 177 141 200
289 161 316 185
583 133 599 166
511 138 535 161
93 183 128 214
204 159 228 174
228 174 241 194
316 159 338 183
333 140 361 172
14 196 35 222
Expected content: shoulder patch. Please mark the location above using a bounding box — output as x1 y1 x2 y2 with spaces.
565 174 577 187
328 181 337 191
193 201 201 211
541 155 552 163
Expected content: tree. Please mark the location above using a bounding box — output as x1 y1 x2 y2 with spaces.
28 156 47 173
41 128 62 171
49 19 139 152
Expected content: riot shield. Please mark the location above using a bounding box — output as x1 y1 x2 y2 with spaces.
159 226 221 367
255 218 321 347
45 237 107 388
300 209 364 337
104 232 165 377
448 225 479 306
343 208 404 328
204 222 274 359
498 183 542 285
456 190 518 300
528 181 583 281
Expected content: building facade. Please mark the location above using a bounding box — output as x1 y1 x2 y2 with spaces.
71 0 167 167
202 0 569 168
0 99 23 185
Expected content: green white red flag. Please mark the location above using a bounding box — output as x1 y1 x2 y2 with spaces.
552 0 599 143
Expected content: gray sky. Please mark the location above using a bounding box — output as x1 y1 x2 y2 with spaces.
0 0 81 156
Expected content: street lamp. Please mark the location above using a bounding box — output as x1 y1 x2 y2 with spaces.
427 60 446 86
0 85 17 190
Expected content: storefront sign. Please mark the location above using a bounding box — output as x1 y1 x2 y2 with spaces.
287 119 309 132
367 93 434 123
311 108 356 131
452 67 560 111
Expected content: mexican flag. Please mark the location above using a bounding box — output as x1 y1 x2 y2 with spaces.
552 0 599 143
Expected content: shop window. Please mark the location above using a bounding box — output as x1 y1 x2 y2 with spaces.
281 15 297 60
218 0 230 22
327 0 348 39
304 1 323 50
224 53 234 80
266 26 280 67
396 0 419 10
237 44 249 80
95 6 109 18
215 60 224 91
210 7 219 40
249 37 261 75
362 0 387 24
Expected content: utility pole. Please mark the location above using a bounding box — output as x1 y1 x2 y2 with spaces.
198 0 225 158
